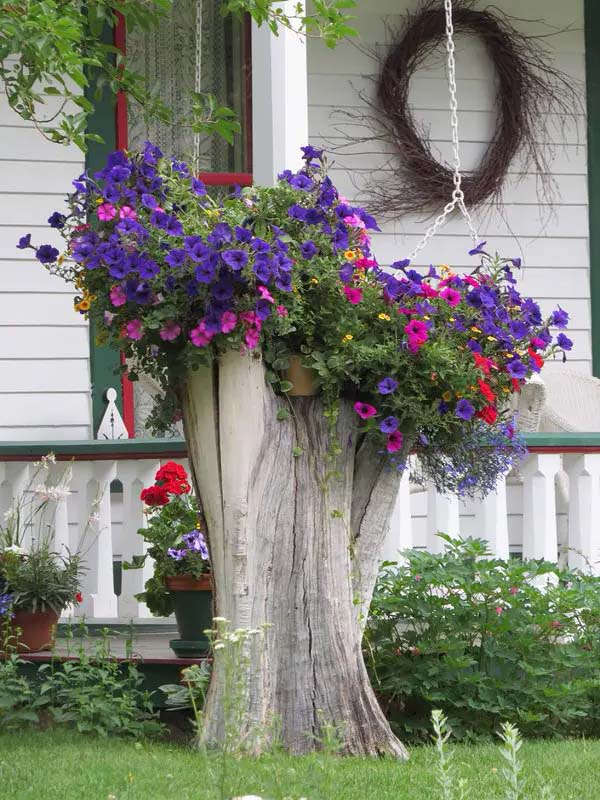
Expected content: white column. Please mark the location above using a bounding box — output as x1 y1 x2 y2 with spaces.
474 474 509 560
252 1 309 185
382 469 412 563
426 486 460 554
563 454 600 575
521 453 561 563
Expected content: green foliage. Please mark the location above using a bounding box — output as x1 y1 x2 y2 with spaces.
0 0 355 150
0 627 163 738
366 536 600 742
1 544 81 614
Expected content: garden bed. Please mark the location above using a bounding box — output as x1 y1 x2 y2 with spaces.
1 729 599 799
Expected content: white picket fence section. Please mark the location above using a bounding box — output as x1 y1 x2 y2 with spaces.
1 448 599 622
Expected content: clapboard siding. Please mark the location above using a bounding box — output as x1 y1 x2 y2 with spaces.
307 0 590 370
0 97 90 440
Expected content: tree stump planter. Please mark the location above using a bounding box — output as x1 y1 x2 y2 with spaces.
181 351 408 758
166 574 213 658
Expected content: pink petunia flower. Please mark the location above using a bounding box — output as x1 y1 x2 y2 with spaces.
110 285 127 307
343 214 365 229
344 286 363 304
240 311 258 327
354 402 377 420
440 287 461 307
125 319 143 340
420 283 439 299
103 311 116 326
355 257 377 269
97 202 117 222
257 285 275 303
159 321 181 341
245 328 260 349
407 333 427 353
463 276 480 288
220 310 237 333
276 305 289 317
405 319 428 337
119 206 137 220
386 430 403 453
190 320 213 347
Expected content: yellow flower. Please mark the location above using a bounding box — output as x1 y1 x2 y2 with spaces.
471 326 480 333
310 277 319 284
502 387 511 394
205 209 220 219
74 299 90 313
442 391 452 402
378 313 390 321
455 392 463 399
57 254 65 266
449 317 455 322
343 249 356 261
487 336 496 342
342 334 353 342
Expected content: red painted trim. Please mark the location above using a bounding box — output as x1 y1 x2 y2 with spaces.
198 171 253 187
113 12 135 437
243 13 253 173
527 446 600 454
0 651 207 666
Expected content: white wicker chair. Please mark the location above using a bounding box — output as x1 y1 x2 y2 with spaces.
539 369 600 432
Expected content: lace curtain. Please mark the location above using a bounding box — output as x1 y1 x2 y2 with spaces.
126 0 247 436
127 0 246 171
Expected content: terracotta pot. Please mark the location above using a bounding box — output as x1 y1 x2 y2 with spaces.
166 573 213 657
284 355 318 396
9 609 60 652
165 573 212 592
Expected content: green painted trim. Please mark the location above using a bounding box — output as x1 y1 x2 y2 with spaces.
524 432 600 448
0 439 186 458
85 23 123 435
585 1 600 377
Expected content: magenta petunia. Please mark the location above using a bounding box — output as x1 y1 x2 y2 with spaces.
344 286 362 304
440 287 461 307
276 305 288 317
354 401 377 420
125 319 143 340
386 430 403 453
220 310 237 333
159 321 181 341
190 320 213 347
257 285 275 303
245 328 260 349
97 202 117 222
405 319 428 337
109 285 127 307
119 205 137 220
407 333 427 353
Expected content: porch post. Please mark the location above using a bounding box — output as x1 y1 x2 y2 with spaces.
251 2 309 186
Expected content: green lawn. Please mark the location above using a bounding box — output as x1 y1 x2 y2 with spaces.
1 730 599 800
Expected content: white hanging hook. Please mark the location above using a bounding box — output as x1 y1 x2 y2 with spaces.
408 0 480 263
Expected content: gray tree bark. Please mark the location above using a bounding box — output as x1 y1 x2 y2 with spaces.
181 351 408 758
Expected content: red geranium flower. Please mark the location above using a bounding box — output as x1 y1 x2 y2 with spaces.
140 485 170 506
155 461 188 483
75 591 83 603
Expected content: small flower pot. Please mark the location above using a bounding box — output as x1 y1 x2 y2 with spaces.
166 573 212 658
284 355 318 397
8 609 60 653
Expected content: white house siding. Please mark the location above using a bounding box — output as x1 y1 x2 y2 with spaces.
307 0 591 373
0 94 91 441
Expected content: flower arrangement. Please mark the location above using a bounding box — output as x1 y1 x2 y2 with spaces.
0 456 85 618
125 462 210 616
23 144 571 495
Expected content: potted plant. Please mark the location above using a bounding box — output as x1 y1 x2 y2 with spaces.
124 462 212 657
0 456 85 652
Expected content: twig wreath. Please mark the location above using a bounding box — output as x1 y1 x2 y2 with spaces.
348 1 580 218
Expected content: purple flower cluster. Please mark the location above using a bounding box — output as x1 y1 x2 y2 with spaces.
0 592 13 617
167 529 209 562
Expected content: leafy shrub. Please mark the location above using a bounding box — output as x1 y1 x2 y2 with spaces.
366 536 600 742
0 652 45 731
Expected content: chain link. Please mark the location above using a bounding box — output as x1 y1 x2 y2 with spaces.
408 0 479 262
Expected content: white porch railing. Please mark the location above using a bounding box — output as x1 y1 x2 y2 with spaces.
1 434 599 623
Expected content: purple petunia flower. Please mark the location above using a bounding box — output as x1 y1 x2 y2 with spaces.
211 281 233 301
301 145 324 161
125 279 152 305
468 240 488 256
380 416 399 434
165 248 187 268
290 173 314 191
16 234 32 250
253 260 272 283
557 332 573 351
141 193 158 209
195 262 217 283
288 204 306 221
551 306 569 329
455 399 476 421
301 240 318 260
378 377 398 395
338 263 354 283
221 249 248 271
235 226 252 243
207 223 232 247
138 258 160 279
390 258 411 271
164 215 184 236
251 238 270 253
48 212 66 229
275 273 293 292
35 244 59 264
192 177 207 196
506 360 528 379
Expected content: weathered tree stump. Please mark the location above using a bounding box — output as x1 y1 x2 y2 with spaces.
181 351 407 758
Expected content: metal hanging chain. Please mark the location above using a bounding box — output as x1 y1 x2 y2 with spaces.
408 0 479 262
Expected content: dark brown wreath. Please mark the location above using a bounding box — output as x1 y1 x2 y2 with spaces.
341 1 579 218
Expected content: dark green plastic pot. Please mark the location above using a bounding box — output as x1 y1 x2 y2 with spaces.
165 574 212 658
